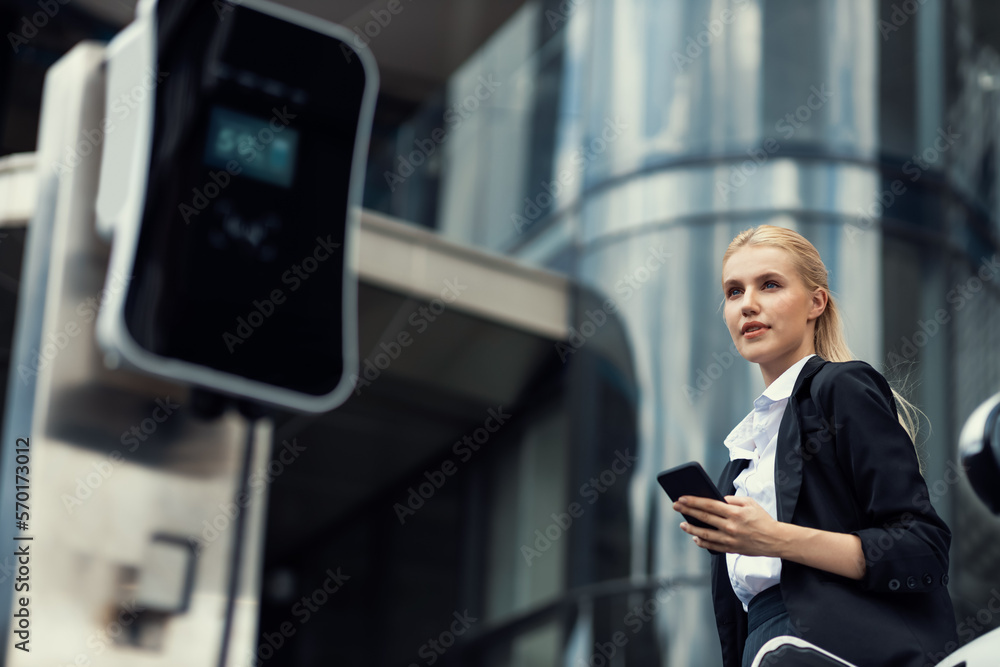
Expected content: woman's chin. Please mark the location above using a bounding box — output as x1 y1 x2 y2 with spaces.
744 351 789 373
735 343 769 364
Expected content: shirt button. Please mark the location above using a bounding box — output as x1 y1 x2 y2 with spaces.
906 576 917 589
923 574 933 586
888 578 900 591
941 574 950 586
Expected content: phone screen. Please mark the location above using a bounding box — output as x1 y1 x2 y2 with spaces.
657 462 727 529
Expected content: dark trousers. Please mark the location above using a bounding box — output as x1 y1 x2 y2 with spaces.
742 585 791 667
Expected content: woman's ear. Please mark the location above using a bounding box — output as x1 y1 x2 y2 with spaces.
809 288 828 321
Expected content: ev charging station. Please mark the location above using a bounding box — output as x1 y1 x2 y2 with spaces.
0 0 377 664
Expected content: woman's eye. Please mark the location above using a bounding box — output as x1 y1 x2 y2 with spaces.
726 282 777 297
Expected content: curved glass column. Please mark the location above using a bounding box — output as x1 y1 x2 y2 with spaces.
506 0 883 662
512 0 882 662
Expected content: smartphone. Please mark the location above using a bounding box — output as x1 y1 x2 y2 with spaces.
656 462 727 529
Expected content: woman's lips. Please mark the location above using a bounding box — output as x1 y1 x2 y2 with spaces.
743 326 769 339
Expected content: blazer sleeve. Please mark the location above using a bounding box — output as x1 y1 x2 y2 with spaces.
813 360 951 594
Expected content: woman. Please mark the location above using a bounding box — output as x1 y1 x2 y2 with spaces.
672 225 959 667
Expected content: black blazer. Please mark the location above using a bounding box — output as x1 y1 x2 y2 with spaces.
710 356 959 667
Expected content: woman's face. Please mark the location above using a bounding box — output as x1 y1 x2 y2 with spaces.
722 245 827 385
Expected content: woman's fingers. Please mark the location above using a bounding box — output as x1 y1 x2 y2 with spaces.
674 496 731 513
675 507 725 530
673 497 731 527
684 525 729 551
676 495 781 557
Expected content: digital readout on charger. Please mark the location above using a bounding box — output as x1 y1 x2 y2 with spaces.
203 106 300 188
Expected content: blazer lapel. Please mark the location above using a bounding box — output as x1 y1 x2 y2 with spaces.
718 458 750 495
774 355 828 523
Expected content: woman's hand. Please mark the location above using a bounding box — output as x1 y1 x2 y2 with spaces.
672 495 867 580
673 495 787 557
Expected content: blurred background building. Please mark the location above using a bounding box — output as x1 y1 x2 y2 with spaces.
1 0 1000 665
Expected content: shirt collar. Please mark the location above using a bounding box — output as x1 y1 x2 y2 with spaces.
723 353 816 458
757 353 816 406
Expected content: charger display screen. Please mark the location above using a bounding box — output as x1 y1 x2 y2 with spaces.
122 1 369 399
204 106 300 188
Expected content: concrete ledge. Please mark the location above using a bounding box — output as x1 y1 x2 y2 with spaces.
0 153 570 341
358 209 569 340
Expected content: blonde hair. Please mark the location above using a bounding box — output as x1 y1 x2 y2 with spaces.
720 225 926 464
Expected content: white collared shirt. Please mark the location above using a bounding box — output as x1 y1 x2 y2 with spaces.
724 354 815 610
